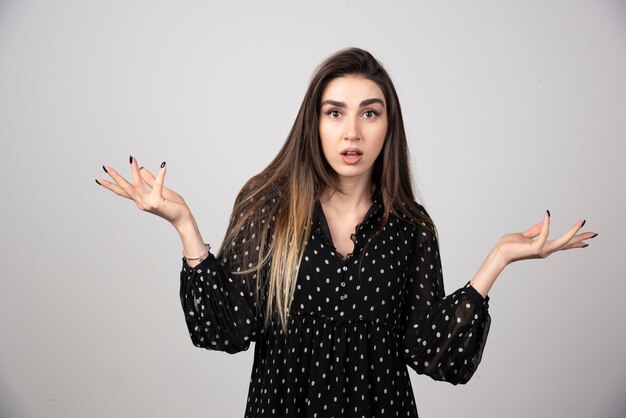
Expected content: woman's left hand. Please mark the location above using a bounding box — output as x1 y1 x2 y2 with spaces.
496 211 597 266
469 211 597 298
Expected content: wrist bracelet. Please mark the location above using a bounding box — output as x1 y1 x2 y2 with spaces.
183 243 211 262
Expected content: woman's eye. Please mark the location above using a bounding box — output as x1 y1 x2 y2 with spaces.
363 110 379 118
328 110 341 118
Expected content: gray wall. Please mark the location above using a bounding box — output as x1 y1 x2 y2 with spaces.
1 1 625 417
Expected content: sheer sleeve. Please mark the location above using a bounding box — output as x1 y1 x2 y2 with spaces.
401 225 491 385
179 204 273 354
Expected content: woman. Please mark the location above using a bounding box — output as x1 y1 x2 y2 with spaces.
96 47 595 417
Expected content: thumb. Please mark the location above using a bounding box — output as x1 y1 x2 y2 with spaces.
153 161 166 197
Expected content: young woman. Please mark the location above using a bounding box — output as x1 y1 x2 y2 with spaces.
96 47 596 417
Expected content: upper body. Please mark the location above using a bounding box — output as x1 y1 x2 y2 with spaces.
178 187 491 416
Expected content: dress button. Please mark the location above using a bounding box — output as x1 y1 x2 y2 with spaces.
342 266 348 271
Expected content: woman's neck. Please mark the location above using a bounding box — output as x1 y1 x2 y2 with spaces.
320 176 375 210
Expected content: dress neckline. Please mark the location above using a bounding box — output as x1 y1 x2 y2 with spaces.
313 188 383 263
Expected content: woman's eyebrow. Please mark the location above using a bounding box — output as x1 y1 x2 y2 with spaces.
320 98 385 108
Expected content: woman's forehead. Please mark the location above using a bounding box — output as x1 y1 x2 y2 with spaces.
321 76 385 105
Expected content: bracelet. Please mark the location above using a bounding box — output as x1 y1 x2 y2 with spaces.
183 243 211 262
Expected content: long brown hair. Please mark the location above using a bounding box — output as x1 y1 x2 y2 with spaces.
217 47 435 333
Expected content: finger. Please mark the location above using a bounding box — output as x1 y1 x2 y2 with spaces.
521 221 543 239
141 164 182 202
561 239 591 250
129 155 148 192
547 220 587 252
103 165 138 200
95 178 131 199
536 211 551 249
139 166 156 188
565 231 597 247
560 233 595 250
152 161 167 197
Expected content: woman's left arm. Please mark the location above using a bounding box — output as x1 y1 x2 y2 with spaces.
401 229 492 385
470 211 597 298
400 210 596 384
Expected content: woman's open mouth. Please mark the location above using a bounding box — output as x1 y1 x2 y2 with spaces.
340 149 363 165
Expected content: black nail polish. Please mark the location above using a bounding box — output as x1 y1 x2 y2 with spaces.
160 161 166 168
591 233 598 238
139 166 144 171
95 179 101 185
129 155 134 164
582 243 589 248
581 219 586 228
546 210 551 218
102 165 108 173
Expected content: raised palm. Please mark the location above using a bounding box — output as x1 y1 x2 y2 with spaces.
97 156 191 228
496 212 595 265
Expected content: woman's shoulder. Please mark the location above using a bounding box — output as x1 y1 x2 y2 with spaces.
233 178 283 219
391 200 433 225
389 200 437 243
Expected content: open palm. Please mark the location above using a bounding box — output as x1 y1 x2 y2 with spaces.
497 212 595 265
97 156 191 228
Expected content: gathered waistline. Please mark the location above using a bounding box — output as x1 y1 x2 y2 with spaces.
290 311 402 334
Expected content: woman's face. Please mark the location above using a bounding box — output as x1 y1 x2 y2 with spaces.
319 75 387 184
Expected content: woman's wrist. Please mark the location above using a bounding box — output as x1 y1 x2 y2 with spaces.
172 210 196 235
469 245 508 298
175 214 209 267
492 242 511 270
183 243 211 263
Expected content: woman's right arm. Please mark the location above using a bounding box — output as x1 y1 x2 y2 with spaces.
97 156 208 265
96 156 261 353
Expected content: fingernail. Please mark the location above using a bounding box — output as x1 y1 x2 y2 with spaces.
102 165 108 173
581 219 586 228
546 210 551 218
591 233 598 238
582 243 589 248
160 161 166 168
129 155 134 164
95 179 101 185
139 166 144 171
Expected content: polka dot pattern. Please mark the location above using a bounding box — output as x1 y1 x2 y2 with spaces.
180 192 491 417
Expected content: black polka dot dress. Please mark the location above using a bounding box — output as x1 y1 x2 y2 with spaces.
180 192 491 417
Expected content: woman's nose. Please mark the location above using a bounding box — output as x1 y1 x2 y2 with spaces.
343 116 360 141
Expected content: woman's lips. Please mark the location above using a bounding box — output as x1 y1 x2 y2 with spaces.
340 150 363 165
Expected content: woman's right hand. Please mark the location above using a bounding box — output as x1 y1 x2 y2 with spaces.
96 156 192 230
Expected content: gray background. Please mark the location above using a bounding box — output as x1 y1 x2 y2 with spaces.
1 1 625 417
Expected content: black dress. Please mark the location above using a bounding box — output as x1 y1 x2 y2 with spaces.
180 191 491 417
